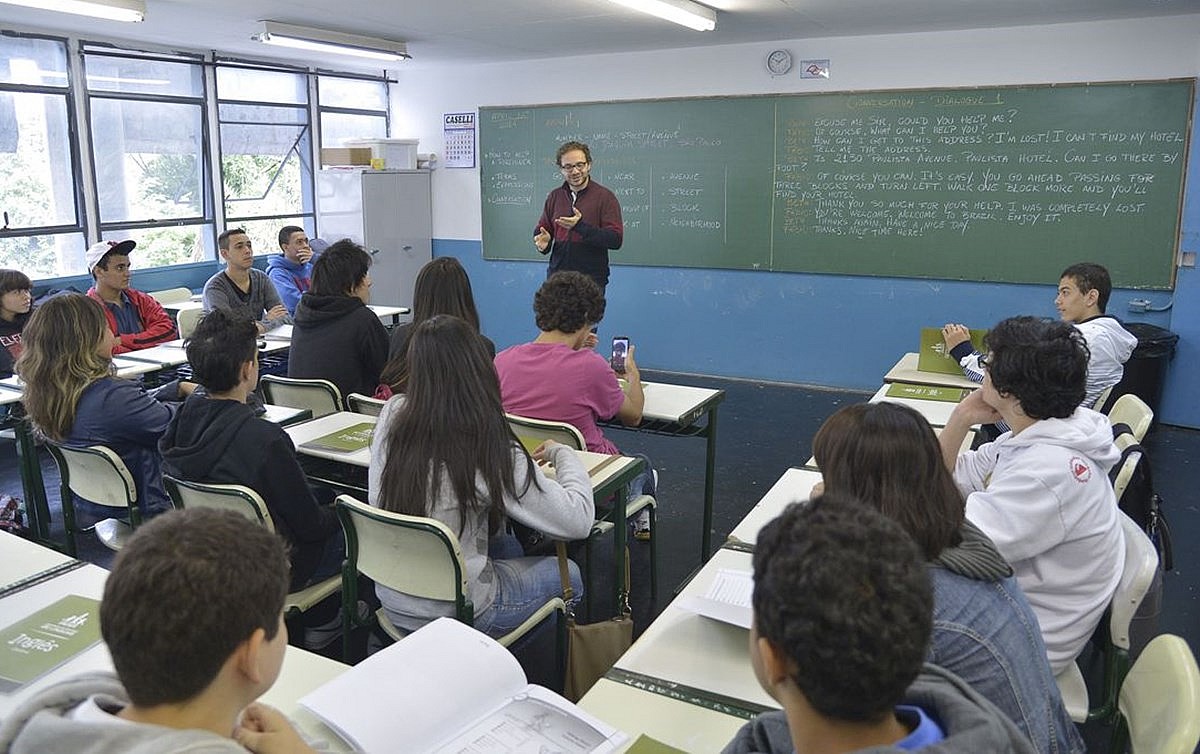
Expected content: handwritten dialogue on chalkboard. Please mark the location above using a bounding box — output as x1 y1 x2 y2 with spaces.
480 82 1190 287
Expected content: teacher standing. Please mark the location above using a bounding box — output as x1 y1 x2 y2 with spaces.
534 141 624 294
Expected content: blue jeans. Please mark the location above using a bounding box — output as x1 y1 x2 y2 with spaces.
472 533 582 638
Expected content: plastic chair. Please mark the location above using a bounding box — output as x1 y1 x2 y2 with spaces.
1112 444 1143 507
335 494 565 667
1056 513 1160 723
147 287 193 305
1108 394 1154 443
45 443 140 555
1091 384 1115 412
506 412 658 605
176 307 204 339
163 476 342 629
260 375 343 418
346 392 387 417
1110 634 1200 754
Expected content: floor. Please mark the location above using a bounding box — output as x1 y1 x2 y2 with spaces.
5 370 1196 750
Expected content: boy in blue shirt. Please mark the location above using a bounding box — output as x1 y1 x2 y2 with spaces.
723 493 1036 754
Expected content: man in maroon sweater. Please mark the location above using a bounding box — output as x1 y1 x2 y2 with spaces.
533 141 624 293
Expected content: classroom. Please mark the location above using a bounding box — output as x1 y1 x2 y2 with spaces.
1 2 1199 752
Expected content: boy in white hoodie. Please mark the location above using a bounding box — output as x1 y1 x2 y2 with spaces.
0 509 316 754
938 316 1123 673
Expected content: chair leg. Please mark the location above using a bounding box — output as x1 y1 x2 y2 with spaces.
59 487 78 558
556 607 567 694
649 505 658 605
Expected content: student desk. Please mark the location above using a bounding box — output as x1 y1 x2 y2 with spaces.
726 467 821 548
610 547 776 713
883 352 980 391
0 537 352 751
0 384 23 406
601 381 726 561
162 301 408 326
579 677 749 753
868 383 967 428
284 411 647 612
0 531 81 597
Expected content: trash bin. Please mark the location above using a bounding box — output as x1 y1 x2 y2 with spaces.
1112 323 1179 427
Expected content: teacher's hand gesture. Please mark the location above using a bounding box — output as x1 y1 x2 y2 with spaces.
534 226 551 253
554 208 582 230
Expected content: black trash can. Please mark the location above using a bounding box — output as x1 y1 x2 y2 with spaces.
1112 322 1179 427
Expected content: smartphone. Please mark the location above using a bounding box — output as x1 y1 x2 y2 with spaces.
610 336 630 373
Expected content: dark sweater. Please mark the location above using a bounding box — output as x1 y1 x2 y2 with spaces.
159 394 339 590
289 293 388 403
0 311 30 379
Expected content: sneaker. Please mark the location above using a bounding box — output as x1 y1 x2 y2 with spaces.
304 600 370 651
634 510 652 541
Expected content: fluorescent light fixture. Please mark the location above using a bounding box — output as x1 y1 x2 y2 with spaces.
0 0 144 22
254 21 410 62
606 0 716 31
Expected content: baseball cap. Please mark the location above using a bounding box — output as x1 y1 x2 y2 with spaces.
85 239 136 273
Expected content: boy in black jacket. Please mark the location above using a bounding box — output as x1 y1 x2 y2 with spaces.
159 308 342 594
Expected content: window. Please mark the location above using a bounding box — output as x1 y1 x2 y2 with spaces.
317 75 388 149
85 50 212 268
217 66 313 255
0 34 86 277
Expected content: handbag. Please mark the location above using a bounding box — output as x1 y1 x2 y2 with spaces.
556 541 633 702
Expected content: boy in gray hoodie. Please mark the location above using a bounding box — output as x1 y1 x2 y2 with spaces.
723 494 1036 754
0 509 316 754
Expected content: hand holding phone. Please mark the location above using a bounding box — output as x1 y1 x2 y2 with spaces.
610 336 630 373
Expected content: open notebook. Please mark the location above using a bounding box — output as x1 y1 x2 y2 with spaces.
300 617 626 753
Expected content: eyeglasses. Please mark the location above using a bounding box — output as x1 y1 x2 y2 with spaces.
559 161 589 172
977 353 990 370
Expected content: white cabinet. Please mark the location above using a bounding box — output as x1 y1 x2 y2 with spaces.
315 168 431 308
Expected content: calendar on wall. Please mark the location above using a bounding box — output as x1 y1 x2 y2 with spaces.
443 112 476 168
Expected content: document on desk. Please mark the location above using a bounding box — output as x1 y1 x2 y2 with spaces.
264 324 294 341
885 382 969 403
300 422 374 453
300 617 626 754
678 569 754 629
0 594 102 691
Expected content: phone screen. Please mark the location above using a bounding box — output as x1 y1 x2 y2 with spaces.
610 336 629 373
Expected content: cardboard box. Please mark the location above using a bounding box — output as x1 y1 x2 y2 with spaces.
344 138 419 169
320 147 373 167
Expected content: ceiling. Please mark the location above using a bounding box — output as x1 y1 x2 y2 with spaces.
4 0 1199 72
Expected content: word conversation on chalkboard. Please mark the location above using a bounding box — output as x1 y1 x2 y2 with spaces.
480 81 1191 288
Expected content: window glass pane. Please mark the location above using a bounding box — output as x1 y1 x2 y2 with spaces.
219 102 306 125
90 98 205 223
0 92 77 227
0 232 85 278
233 216 312 257
101 224 213 267
0 36 68 87
84 55 203 97
221 121 312 220
318 76 386 110
320 111 386 148
217 67 306 105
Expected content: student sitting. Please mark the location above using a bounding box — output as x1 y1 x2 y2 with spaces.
84 240 178 353
0 268 33 379
377 256 495 398
368 315 594 638
493 271 655 538
266 225 315 316
203 228 291 334
942 261 1136 412
0 508 316 753
288 240 388 403
159 308 343 594
724 494 1036 754
812 402 1082 754
938 316 1123 674
18 294 194 516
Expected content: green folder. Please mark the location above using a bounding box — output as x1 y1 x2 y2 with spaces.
0 594 102 691
300 422 375 453
886 382 969 403
917 327 988 375
626 734 689 753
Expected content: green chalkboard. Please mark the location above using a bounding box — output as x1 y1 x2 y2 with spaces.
480 81 1192 289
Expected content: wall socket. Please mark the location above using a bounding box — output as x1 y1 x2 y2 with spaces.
1128 299 1152 313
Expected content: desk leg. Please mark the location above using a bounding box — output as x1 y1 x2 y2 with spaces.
612 485 627 613
701 405 720 561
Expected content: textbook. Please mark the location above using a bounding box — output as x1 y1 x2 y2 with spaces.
299 422 375 453
299 617 627 754
916 327 987 375
0 594 102 692
678 569 753 629
885 382 969 403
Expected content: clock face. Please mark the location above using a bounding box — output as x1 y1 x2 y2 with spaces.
767 49 792 75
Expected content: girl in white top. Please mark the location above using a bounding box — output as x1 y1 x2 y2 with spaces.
368 314 595 637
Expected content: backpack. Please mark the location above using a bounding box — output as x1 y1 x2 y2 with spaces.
0 494 27 538
1110 423 1173 572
